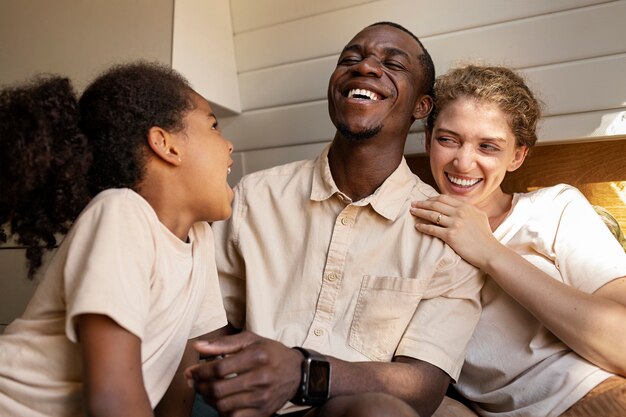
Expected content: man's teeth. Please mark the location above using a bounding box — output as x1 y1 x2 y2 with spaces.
347 88 379 100
447 174 480 187
227 167 231 174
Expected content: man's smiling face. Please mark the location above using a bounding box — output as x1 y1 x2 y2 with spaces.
327 24 427 141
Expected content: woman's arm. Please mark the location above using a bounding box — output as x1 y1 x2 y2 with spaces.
411 195 626 376
78 314 153 417
486 246 626 376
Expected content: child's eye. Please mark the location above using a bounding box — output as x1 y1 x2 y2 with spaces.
211 121 219 131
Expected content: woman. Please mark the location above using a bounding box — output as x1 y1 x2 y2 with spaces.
410 65 626 416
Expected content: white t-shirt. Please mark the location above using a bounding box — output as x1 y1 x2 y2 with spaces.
456 184 626 417
0 188 227 417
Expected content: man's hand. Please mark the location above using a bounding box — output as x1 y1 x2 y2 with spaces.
184 331 303 417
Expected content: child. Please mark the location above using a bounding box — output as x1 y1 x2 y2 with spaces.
0 62 233 417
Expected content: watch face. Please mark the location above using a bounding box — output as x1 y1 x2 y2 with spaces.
308 360 331 399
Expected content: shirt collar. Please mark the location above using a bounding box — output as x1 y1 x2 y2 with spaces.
310 144 417 221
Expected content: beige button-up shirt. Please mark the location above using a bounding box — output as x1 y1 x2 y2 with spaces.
213 146 482 381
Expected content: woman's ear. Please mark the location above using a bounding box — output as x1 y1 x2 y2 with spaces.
147 127 181 166
413 95 434 121
507 145 529 172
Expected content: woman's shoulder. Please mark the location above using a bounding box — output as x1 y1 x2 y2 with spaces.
502 184 587 235
516 183 585 205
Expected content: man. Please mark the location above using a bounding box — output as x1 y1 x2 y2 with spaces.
186 22 483 417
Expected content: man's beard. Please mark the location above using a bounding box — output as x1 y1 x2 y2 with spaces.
337 123 382 141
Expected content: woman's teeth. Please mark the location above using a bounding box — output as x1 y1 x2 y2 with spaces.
447 174 480 187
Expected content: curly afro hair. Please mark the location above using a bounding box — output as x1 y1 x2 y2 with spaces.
0 76 91 277
1 61 195 278
79 61 194 196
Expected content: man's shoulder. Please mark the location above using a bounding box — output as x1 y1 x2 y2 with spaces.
407 174 440 200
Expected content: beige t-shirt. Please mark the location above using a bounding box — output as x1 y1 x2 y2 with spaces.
0 189 227 417
456 184 626 417
213 145 483 381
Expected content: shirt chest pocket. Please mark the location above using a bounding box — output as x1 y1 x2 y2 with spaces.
349 275 427 361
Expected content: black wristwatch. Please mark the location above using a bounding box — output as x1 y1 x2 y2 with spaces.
290 347 331 405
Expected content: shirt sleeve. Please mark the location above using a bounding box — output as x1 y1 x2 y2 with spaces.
543 185 626 293
396 256 483 381
64 191 155 342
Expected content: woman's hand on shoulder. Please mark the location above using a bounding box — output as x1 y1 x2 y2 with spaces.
410 195 502 269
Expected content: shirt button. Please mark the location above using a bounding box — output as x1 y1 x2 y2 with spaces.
340 217 349 225
327 272 338 281
314 328 324 336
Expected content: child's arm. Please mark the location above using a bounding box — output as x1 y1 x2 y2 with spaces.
78 314 153 417
155 325 236 417
154 340 198 417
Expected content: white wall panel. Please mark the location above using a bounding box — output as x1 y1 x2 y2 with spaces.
238 1 626 112
427 1 626 74
0 250 38 326
526 53 626 116
539 110 626 143
220 100 335 151
234 0 609 72
231 0 377 33
238 57 336 111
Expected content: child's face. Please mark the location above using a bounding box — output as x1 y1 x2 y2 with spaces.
177 93 234 222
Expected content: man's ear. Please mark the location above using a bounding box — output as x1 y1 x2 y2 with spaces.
147 127 181 166
507 145 529 172
413 95 433 121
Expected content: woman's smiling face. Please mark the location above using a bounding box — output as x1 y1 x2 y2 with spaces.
426 96 528 214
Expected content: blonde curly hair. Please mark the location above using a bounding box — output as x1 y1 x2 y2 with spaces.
426 64 541 148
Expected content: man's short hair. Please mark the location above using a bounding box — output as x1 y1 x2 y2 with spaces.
367 21 435 97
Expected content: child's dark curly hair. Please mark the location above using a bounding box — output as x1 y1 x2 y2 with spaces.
79 62 194 195
0 61 195 278
0 77 91 278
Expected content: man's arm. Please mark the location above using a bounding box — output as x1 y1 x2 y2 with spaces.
331 355 450 417
185 331 450 417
